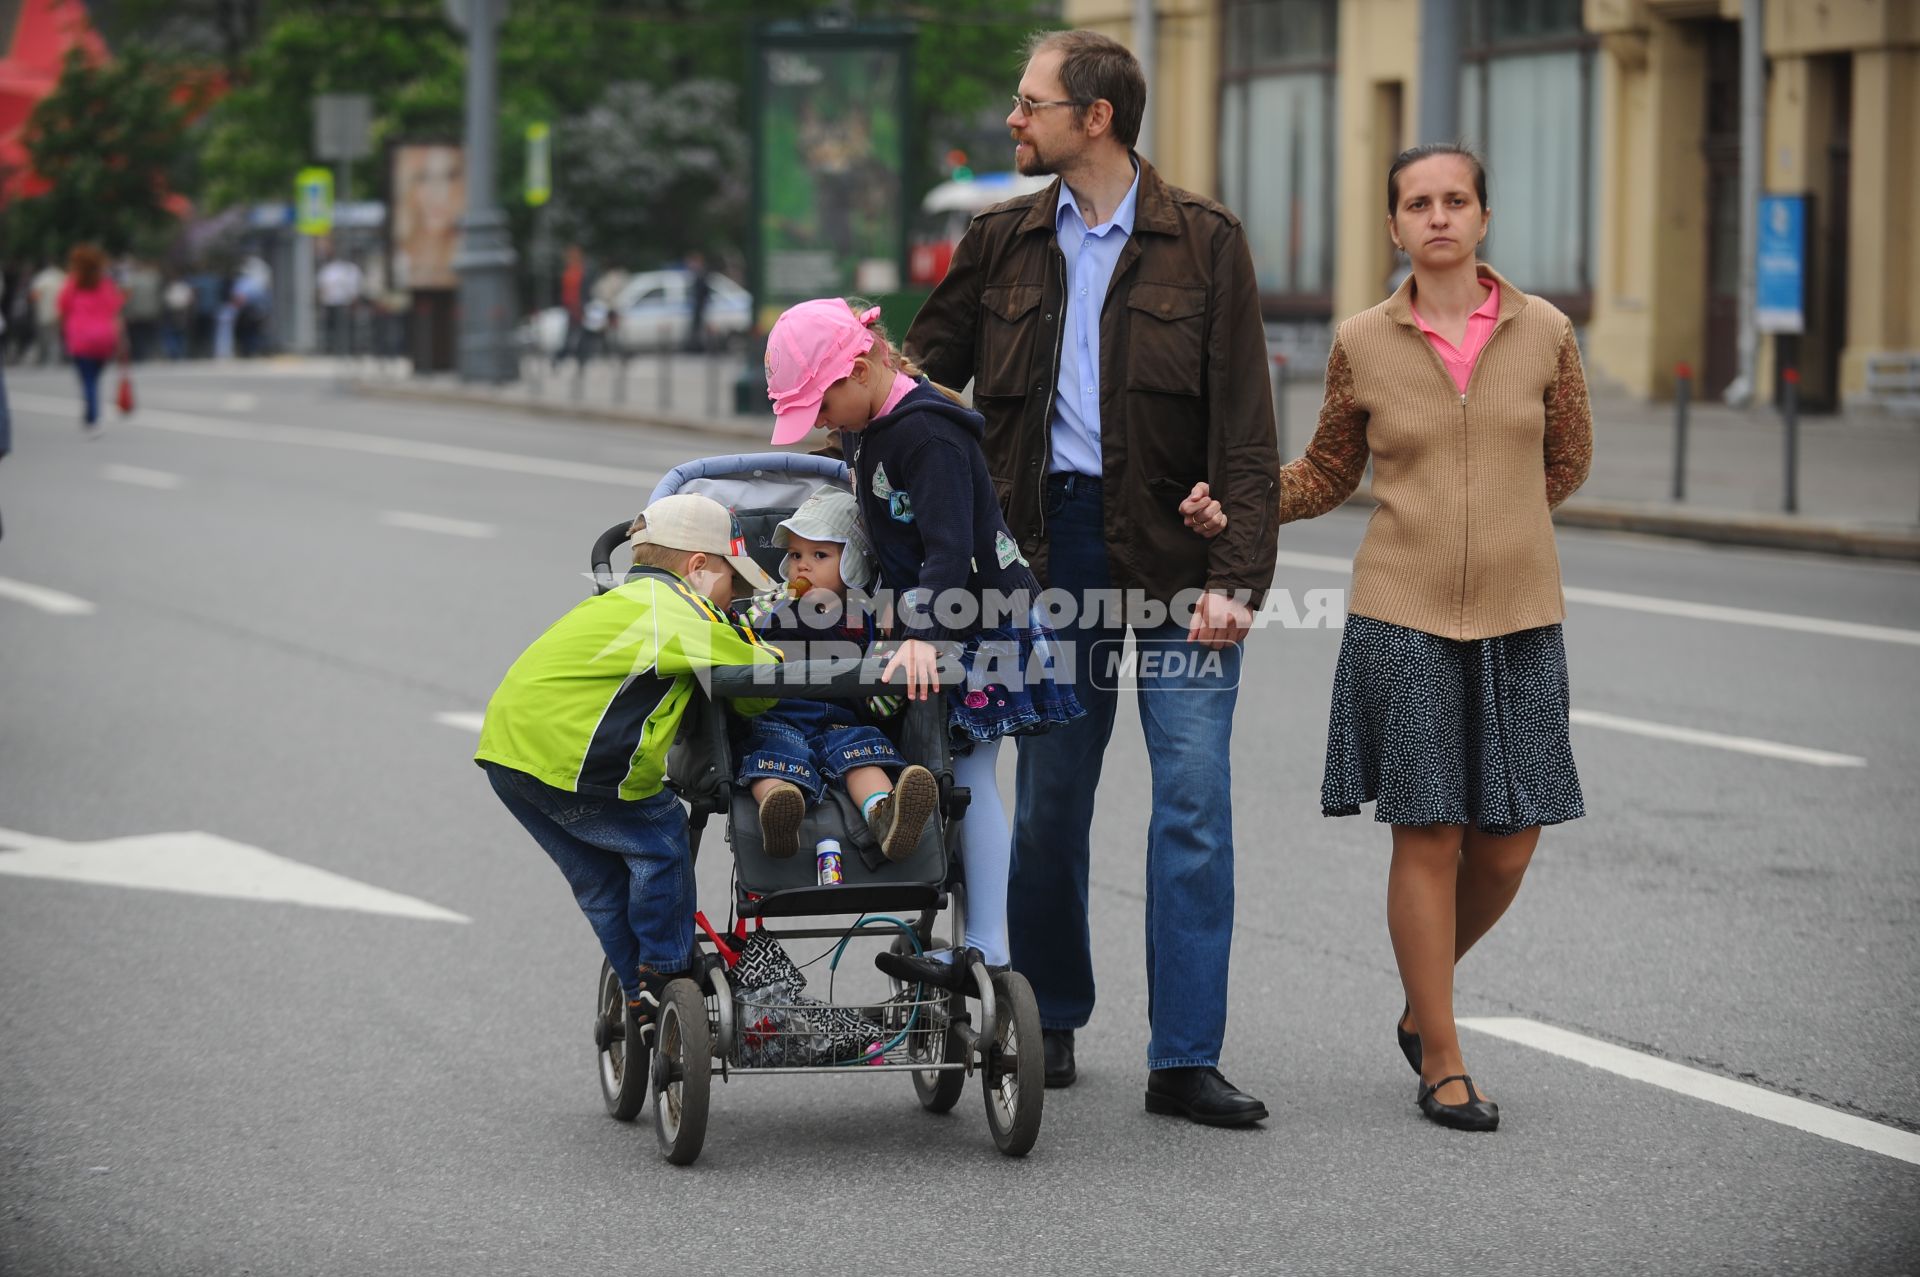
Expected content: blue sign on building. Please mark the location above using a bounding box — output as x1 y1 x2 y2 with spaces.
1756 194 1807 334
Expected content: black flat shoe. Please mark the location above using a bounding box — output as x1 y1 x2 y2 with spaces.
1397 1004 1422 1075
874 947 1003 996
1145 1067 1268 1127
1417 1073 1500 1132
1043 1029 1076 1089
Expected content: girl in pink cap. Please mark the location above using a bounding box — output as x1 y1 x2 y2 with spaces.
765 297 1081 993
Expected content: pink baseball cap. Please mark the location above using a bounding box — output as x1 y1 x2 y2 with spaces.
765 300 883 445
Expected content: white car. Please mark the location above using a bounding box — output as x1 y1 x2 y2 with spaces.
522 268 752 356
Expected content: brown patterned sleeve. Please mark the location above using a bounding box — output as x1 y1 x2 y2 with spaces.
1543 319 1594 509
1278 336 1370 523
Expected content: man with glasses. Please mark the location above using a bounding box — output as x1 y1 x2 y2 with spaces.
906 29 1278 1127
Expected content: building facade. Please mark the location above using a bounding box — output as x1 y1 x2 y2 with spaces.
1064 0 1918 408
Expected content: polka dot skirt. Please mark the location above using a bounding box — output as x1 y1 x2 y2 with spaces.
1321 616 1585 836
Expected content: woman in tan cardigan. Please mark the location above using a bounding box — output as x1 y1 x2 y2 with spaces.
1190 144 1592 1131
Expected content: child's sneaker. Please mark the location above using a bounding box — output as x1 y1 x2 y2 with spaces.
758 781 805 858
868 765 937 861
625 966 690 1049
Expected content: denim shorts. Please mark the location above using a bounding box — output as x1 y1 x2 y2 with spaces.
736 705 903 804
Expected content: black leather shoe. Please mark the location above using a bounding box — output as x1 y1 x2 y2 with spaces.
1144 1067 1268 1127
874 947 1003 996
1042 1029 1076 1089
1417 1073 1500 1132
1397 1004 1422 1075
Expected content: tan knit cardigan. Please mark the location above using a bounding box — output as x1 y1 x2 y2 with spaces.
1280 264 1594 641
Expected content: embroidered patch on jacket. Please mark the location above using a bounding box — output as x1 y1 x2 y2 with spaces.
994 530 1028 569
871 464 895 500
888 490 915 524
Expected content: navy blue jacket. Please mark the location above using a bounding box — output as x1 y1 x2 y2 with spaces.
847 381 1040 642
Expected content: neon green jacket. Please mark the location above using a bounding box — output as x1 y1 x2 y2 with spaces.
476 567 780 800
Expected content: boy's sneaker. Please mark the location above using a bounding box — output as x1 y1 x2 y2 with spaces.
868 765 937 862
625 967 690 1050
757 781 805 858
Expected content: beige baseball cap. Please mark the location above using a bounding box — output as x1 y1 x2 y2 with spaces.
629 493 776 592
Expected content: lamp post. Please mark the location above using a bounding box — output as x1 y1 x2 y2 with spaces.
447 0 518 383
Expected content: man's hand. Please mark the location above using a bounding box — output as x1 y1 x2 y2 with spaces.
1186 590 1252 650
1179 481 1227 539
880 638 941 700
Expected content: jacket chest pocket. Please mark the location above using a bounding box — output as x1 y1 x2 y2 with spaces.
1124 283 1207 397
977 284 1044 398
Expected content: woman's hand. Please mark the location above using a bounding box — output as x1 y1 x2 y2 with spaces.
881 638 941 701
1179 482 1227 539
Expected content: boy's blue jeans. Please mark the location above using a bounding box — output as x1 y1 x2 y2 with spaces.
1008 474 1242 1071
484 762 694 1000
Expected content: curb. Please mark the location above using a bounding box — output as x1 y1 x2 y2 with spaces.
345 378 1920 565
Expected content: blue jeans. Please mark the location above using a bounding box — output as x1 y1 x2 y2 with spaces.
484 762 694 1000
73 357 105 424
737 700 901 804
1009 474 1242 1070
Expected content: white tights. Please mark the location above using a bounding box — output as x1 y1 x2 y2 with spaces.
947 738 1009 967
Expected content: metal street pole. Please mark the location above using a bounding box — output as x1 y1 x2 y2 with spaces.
1724 0 1764 406
449 0 518 384
1132 0 1155 158
1417 0 1462 143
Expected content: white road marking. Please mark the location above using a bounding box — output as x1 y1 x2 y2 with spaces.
435 712 486 732
0 576 96 616
11 392 656 488
1273 551 1920 647
102 464 183 490
380 510 497 539
0 826 469 923
1459 1017 1920 1167
1569 709 1867 767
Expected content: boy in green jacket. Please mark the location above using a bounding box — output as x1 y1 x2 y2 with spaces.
477 493 781 1037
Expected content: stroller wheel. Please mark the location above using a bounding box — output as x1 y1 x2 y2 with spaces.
982 969 1044 1157
596 961 647 1121
651 978 712 1165
890 936 966 1113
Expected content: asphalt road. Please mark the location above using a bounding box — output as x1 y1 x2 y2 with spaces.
2 361 1916 1276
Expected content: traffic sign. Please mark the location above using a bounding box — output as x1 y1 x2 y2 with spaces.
295 167 334 236
525 121 551 207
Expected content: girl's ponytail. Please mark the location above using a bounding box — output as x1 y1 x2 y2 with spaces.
845 298 968 405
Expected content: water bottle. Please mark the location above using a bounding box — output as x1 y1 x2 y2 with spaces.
815 837 844 886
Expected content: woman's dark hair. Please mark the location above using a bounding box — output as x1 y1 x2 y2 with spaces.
1386 144 1489 214
68 243 106 289
1025 29 1147 149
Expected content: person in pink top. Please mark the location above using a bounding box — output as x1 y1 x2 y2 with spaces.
1186 144 1594 1133
57 244 125 431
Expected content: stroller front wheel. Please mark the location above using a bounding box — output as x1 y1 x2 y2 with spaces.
596 961 647 1121
651 978 712 1165
982 969 1043 1156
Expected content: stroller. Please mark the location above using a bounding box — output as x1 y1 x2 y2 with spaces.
584 451 1044 1165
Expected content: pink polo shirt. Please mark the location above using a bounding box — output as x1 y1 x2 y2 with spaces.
1410 283 1499 394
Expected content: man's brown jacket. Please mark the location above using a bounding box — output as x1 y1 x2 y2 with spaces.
904 156 1279 609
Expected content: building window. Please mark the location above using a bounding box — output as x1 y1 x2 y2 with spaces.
1218 0 1338 313
1460 0 1597 314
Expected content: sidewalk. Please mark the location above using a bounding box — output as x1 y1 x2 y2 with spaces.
345 357 1920 563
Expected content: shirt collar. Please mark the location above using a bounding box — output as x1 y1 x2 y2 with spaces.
1410 280 1500 339
1055 160 1140 239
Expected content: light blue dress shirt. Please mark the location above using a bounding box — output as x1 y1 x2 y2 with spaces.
1049 163 1140 476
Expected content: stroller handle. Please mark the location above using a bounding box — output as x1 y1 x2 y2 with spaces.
706 657 958 702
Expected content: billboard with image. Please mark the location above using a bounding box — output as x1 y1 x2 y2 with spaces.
390 143 466 291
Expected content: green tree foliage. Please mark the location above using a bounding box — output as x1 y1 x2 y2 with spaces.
7 48 193 261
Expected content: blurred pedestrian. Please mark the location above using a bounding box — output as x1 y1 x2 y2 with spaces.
0 301 11 538
555 244 585 367
232 257 271 357
30 260 66 365
685 250 712 353
318 252 363 355
1 262 29 364
162 275 192 360
122 258 163 362
57 244 125 431
1191 143 1594 1134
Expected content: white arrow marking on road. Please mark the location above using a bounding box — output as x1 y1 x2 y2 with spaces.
435 711 486 731
380 510 497 539
1569 709 1867 767
1460 1017 1920 1166
0 576 97 616
102 464 184 489
0 827 469 923
1273 551 1920 646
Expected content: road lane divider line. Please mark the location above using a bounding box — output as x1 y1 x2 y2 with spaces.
1273 552 1920 647
9 392 658 489
102 464 183 490
1569 709 1867 767
435 712 486 732
380 511 497 539
0 577 96 616
1459 1017 1920 1166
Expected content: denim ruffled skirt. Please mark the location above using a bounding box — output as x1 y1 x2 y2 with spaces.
946 609 1084 747
1321 615 1584 836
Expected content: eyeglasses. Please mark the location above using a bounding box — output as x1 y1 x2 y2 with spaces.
1010 94 1086 118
